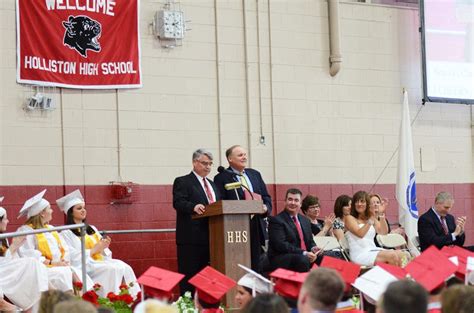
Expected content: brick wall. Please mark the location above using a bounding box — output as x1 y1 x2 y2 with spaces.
1 183 472 276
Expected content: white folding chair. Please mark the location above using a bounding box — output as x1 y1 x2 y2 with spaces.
376 233 407 249
314 236 350 262
337 236 351 262
313 236 341 251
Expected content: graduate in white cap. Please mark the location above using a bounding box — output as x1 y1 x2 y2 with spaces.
235 264 273 309
0 196 49 310
58 189 140 297
16 189 88 292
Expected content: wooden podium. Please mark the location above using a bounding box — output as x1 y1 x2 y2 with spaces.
193 200 263 305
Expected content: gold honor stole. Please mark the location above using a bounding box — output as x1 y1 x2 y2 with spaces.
32 224 65 265
85 232 104 261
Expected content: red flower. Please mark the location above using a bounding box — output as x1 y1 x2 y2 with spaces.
73 281 83 290
107 292 119 302
93 283 102 291
118 294 134 305
119 283 129 290
82 290 99 306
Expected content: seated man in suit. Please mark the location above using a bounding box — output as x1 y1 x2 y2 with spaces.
418 191 466 251
268 188 317 272
214 145 272 271
172 148 220 294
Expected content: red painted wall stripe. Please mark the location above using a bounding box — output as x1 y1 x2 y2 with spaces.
0 183 472 276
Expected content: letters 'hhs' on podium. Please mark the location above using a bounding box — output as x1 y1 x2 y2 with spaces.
193 200 263 283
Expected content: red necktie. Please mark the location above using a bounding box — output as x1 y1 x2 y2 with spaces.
203 178 215 204
440 216 449 235
292 216 307 251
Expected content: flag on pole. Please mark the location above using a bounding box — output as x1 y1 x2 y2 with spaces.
396 90 420 256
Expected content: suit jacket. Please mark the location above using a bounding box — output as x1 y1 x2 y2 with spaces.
173 172 220 246
418 207 465 251
214 167 272 239
268 211 316 260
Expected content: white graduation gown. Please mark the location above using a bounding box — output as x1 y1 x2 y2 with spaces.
61 226 140 297
17 224 93 291
0 247 49 310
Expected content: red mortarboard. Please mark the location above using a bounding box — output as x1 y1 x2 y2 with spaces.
441 245 474 278
321 256 361 291
137 266 184 300
270 268 309 300
376 262 408 280
188 266 236 304
405 246 457 292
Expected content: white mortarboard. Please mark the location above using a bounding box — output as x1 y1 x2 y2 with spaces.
238 264 273 296
0 196 6 218
352 265 398 303
18 189 49 219
56 189 84 214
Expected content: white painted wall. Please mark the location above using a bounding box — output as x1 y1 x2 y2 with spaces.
0 0 472 185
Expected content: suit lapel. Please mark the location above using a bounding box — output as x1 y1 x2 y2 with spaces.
429 208 446 235
189 172 209 205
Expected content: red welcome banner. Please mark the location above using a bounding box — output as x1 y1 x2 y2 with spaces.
16 0 141 89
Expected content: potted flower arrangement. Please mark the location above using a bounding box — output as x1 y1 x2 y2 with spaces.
172 291 197 313
81 282 141 313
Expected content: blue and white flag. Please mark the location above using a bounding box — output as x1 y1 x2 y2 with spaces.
396 90 420 256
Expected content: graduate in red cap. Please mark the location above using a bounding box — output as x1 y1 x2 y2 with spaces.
188 266 236 312
137 266 184 302
270 267 310 310
320 256 362 312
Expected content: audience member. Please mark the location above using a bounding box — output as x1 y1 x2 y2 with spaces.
133 299 178 313
344 191 404 266
379 280 428 313
301 195 335 236
268 188 317 272
241 294 289 313
333 195 351 242
172 149 219 294
441 285 474 313
418 192 470 251
38 290 74 313
59 189 139 296
53 299 97 313
214 145 272 271
297 267 345 313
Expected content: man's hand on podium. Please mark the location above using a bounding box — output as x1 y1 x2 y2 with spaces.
194 204 206 215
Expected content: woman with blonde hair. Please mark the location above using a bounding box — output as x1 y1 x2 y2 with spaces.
17 190 90 292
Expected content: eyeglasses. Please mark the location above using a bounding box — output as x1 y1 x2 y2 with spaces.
198 161 213 167
308 205 320 210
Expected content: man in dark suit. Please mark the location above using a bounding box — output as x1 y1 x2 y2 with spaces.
173 148 219 294
418 191 466 251
268 188 317 272
214 145 272 272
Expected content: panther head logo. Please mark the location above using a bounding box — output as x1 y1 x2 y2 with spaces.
62 15 101 58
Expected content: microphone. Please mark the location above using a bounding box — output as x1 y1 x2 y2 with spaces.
225 181 242 190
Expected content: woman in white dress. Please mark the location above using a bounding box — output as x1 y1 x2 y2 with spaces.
58 190 140 297
0 196 49 310
17 189 89 292
344 191 404 266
